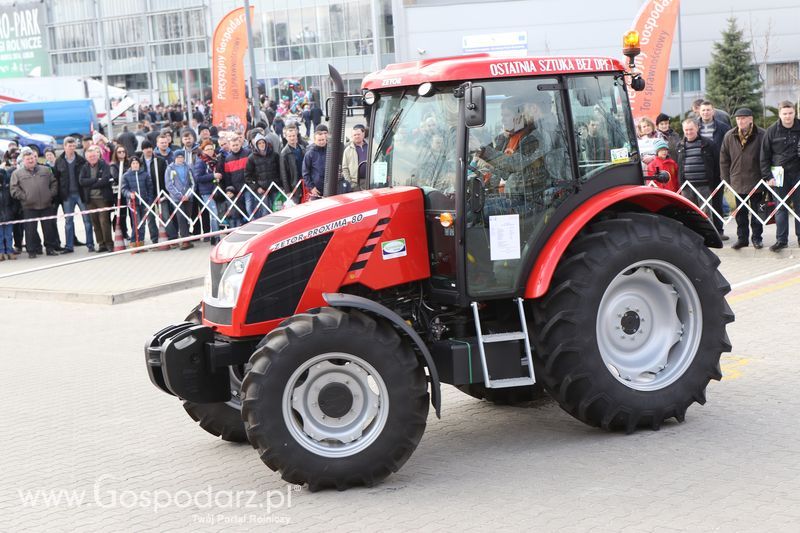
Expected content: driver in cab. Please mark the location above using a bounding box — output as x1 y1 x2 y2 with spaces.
474 96 549 206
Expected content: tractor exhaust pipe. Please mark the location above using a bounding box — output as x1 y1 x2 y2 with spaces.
324 65 347 197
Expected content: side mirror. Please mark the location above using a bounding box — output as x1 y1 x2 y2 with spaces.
465 85 485 128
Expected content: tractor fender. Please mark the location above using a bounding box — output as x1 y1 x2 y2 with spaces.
524 186 722 299
322 292 442 418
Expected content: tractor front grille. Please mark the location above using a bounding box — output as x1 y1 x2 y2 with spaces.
245 234 332 324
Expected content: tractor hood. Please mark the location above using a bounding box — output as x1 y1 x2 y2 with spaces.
212 187 423 263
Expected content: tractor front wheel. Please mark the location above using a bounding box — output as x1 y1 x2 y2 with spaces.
241 308 429 491
532 212 733 431
181 305 249 443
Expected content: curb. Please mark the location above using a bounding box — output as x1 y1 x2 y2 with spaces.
0 277 204 305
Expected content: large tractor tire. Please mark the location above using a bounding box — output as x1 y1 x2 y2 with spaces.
456 383 549 406
181 305 249 443
241 308 429 491
532 212 733 432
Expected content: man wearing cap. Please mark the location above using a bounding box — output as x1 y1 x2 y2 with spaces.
302 124 328 199
761 100 800 251
720 108 766 249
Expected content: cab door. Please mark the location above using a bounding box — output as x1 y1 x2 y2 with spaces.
462 78 577 299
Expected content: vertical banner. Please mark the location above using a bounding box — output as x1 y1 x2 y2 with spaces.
628 0 680 120
212 7 253 134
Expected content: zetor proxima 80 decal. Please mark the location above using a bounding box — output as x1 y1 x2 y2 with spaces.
146 31 733 492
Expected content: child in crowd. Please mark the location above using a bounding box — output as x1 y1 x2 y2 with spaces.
646 139 679 192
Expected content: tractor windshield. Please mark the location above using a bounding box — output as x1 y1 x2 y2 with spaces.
370 89 459 196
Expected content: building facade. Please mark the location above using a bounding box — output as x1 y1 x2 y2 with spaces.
394 0 800 117
0 0 796 116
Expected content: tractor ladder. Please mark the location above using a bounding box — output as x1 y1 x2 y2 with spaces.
470 298 536 389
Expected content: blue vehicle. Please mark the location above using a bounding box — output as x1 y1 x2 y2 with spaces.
0 124 56 156
0 99 96 145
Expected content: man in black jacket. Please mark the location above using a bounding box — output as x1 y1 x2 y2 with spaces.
279 125 305 202
53 137 92 253
245 134 280 217
761 100 800 251
78 146 115 252
696 101 731 239
677 119 718 221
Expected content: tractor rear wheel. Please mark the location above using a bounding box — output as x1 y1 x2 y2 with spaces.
241 308 429 491
181 305 249 443
532 212 733 432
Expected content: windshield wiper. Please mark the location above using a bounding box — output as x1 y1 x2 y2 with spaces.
372 90 408 162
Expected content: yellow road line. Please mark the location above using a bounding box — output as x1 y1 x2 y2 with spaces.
720 355 750 380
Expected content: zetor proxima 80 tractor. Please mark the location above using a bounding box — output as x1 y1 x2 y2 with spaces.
146 34 733 491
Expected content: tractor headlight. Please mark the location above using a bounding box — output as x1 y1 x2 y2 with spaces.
215 254 252 308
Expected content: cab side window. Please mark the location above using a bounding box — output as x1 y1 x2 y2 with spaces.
569 75 638 182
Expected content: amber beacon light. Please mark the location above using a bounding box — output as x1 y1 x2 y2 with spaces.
622 30 641 68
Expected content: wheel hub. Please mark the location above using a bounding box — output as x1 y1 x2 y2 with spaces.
620 310 641 335
318 382 354 418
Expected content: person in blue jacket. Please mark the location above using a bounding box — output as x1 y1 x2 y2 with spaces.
165 149 196 249
193 140 222 244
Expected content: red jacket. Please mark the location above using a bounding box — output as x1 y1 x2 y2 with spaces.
646 157 679 193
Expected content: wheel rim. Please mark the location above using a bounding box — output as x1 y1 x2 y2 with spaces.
282 352 389 458
596 260 702 391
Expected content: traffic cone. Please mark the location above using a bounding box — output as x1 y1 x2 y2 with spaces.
112 221 126 252
156 224 171 251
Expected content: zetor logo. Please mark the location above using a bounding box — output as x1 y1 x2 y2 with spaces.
381 78 402 86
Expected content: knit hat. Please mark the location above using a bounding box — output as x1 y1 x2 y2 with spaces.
173 149 186 159
653 139 669 153
655 113 671 125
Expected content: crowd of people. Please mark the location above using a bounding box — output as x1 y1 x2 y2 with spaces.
0 96 370 260
637 98 800 251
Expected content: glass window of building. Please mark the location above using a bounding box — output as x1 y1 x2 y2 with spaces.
669 69 701 93
767 62 799 87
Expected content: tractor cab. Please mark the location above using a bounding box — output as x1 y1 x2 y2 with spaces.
362 55 642 306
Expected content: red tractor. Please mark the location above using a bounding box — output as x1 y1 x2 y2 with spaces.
146 34 733 491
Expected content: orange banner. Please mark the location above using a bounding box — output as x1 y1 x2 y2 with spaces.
212 7 253 134
628 0 680 121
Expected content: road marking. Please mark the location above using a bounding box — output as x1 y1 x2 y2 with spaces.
720 355 750 381
730 262 800 290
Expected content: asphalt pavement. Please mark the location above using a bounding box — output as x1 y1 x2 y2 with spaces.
1 222 799 531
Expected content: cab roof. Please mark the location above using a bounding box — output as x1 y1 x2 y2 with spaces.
362 53 626 91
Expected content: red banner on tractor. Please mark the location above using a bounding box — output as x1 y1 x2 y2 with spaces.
628 0 680 121
212 7 253 134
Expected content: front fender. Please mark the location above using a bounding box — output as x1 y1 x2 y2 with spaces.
323 292 442 418
524 186 721 299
